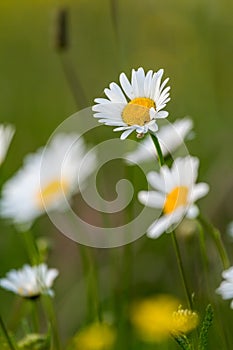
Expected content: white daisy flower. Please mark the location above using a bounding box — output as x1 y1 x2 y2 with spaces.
125 118 193 164
216 266 233 308
138 156 209 239
93 67 170 140
0 133 96 228
0 124 15 165
0 263 59 298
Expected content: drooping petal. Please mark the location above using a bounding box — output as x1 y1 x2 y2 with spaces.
147 208 184 238
120 128 135 140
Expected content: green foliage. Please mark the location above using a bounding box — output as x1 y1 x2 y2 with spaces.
17 333 50 350
172 334 191 350
198 304 214 350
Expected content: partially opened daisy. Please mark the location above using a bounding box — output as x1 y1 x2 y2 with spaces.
138 156 209 238
93 67 170 140
216 266 233 308
0 124 15 165
0 263 59 298
0 133 96 228
125 118 193 164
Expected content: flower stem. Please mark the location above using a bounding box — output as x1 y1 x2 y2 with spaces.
42 296 61 350
196 220 211 295
198 216 230 270
0 316 17 350
110 0 119 40
30 299 40 333
149 132 165 166
60 54 88 109
79 245 102 322
171 231 193 309
53 7 88 109
21 230 40 265
149 133 192 309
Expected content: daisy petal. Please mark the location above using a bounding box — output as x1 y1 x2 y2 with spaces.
94 98 111 104
222 267 233 281
119 72 134 99
149 123 159 133
147 214 173 239
138 190 165 208
144 70 153 96
147 171 165 192
120 128 135 140
186 204 199 219
155 111 169 119
190 183 209 202
134 67 146 96
106 82 127 103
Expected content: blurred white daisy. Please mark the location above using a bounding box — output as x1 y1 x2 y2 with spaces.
0 133 96 228
138 156 209 238
93 67 170 140
0 124 15 165
0 263 59 298
125 118 193 164
216 266 233 308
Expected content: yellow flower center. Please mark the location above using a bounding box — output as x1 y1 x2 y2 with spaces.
36 179 69 208
164 186 189 214
171 308 199 335
122 97 155 126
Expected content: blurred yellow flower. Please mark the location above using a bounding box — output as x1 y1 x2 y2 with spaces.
73 323 116 350
130 295 198 343
130 295 180 342
171 307 199 335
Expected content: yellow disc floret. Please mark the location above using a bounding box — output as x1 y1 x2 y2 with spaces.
164 186 189 214
171 307 199 335
122 97 155 126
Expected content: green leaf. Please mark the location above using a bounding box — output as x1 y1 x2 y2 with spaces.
172 334 192 350
198 304 214 350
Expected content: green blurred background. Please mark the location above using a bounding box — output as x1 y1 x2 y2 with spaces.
0 0 233 347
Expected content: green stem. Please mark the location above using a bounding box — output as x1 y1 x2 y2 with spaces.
42 296 61 350
196 220 209 272
122 165 134 296
60 54 88 109
198 216 230 270
149 133 192 309
196 220 211 297
171 231 193 309
0 316 17 350
30 299 40 333
110 0 119 40
149 132 165 166
79 245 102 322
21 230 40 265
